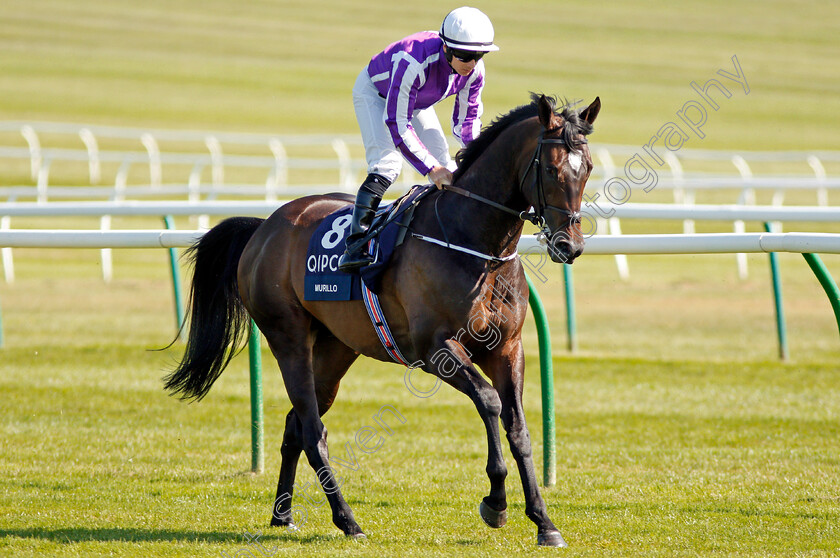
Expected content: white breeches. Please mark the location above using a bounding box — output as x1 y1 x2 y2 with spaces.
352 69 455 184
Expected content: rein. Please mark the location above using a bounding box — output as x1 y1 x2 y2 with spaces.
443 133 586 234
412 131 586 264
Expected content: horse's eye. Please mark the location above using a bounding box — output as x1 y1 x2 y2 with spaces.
545 165 558 178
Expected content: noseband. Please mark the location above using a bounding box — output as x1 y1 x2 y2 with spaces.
442 132 586 236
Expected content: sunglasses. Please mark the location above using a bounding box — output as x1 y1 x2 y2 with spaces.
449 48 485 63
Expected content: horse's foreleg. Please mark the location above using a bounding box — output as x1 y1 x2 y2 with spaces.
424 338 509 527
489 340 567 548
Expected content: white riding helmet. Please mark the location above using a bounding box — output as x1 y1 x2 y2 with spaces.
440 7 499 52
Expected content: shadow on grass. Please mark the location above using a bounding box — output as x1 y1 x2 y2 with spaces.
0 527 344 545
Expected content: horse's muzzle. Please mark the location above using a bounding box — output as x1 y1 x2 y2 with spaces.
547 237 584 264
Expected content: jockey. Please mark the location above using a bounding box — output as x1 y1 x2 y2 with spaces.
338 6 499 271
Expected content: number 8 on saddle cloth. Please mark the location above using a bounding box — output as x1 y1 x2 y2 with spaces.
304 185 430 301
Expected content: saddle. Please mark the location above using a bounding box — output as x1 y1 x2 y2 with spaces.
304 185 433 301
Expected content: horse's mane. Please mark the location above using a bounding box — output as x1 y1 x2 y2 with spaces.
453 93 593 183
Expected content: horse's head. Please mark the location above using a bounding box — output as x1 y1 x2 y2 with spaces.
525 95 600 264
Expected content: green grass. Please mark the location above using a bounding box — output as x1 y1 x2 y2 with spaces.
1 1 840 556
2 0 839 149
2 346 839 557
1 347 838 557
1 246 838 556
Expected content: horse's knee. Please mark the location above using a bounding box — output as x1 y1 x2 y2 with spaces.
487 393 503 418
477 388 502 418
505 427 532 457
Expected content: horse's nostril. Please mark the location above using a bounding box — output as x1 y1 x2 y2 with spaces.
547 237 585 264
548 240 573 263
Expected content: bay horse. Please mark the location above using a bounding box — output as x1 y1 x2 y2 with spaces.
165 94 600 547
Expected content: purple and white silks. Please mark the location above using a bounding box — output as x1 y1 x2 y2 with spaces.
359 30 485 178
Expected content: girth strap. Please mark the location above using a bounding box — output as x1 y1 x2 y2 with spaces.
361 237 411 366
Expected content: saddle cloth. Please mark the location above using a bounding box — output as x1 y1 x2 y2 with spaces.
304 185 430 301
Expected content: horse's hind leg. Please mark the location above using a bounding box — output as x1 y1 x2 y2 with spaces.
267 327 362 536
270 409 304 528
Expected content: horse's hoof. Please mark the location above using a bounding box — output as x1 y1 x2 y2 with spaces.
537 530 568 548
347 532 367 540
478 500 507 528
270 513 298 531
270 519 299 531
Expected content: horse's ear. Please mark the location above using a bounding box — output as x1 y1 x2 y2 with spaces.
580 97 601 125
537 95 556 129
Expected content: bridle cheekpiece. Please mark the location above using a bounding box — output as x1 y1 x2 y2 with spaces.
440 130 586 241
517 132 586 233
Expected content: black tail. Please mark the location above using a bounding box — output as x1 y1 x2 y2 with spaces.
164 216 264 401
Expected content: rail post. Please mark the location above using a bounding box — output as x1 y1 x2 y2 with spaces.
249 321 265 474
163 216 186 337
764 222 789 360
802 253 840 338
525 272 556 487
563 263 577 353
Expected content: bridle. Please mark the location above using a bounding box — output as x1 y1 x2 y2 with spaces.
523 134 586 229
443 131 586 237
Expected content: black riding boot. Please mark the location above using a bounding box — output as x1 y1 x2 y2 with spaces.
338 174 389 271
